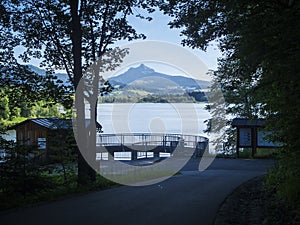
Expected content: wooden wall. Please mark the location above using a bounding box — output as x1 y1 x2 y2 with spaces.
14 121 75 162
15 121 47 146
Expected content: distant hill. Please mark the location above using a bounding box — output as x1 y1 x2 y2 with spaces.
25 64 211 102
26 65 71 86
103 64 211 103
108 64 211 93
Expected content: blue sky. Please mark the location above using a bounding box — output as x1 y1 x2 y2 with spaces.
15 8 221 78
110 10 221 80
124 10 221 70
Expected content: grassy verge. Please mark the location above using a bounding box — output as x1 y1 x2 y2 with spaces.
101 168 181 185
0 167 181 210
0 172 117 210
216 148 280 159
1 117 27 128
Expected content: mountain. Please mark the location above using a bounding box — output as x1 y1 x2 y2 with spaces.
25 64 211 102
26 64 71 86
108 64 211 92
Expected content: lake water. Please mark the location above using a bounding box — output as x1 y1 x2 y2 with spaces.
1 130 16 141
2 103 210 142
94 103 210 137
1 103 211 164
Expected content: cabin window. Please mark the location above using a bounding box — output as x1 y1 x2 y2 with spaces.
38 138 46 149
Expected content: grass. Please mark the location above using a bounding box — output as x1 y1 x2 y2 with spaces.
0 167 181 210
239 148 280 159
0 172 117 211
100 167 181 185
216 148 280 159
1 117 27 127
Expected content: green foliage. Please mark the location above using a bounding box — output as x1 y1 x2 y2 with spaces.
0 0 159 199
0 63 71 112
163 0 300 218
0 97 64 126
0 142 55 198
48 129 77 188
188 91 207 102
100 91 207 103
0 117 27 128
1 0 159 186
265 151 300 217
0 91 10 120
0 129 116 209
29 101 61 118
3 0 158 80
9 106 21 119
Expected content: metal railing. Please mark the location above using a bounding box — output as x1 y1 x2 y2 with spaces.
97 133 208 149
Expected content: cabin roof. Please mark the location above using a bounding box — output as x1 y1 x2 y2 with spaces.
10 118 71 130
9 118 102 131
232 118 265 127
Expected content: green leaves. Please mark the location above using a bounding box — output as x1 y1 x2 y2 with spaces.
163 0 300 214
163 0 300 128
1 0 160 186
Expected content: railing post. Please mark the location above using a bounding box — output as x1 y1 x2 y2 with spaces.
121 134 125 151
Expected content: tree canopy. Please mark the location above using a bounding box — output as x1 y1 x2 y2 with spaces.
1 0 159 185
162 0 300 214
162 0 300 144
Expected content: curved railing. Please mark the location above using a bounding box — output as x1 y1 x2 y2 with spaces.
97 133 208 149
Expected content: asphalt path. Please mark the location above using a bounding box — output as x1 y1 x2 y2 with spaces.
0 158 274 225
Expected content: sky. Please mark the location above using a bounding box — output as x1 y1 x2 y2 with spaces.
124 10 221 71
15 8 222 80
111 9 221 79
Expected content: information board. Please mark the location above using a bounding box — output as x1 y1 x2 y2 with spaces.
257 129 280 147
239 128 252 147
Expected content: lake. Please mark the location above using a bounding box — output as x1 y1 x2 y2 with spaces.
2 103 210 142
94 103 210 137
1 130 16 141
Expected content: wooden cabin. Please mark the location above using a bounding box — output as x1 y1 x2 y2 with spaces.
9 118 72 161
9 118 103 162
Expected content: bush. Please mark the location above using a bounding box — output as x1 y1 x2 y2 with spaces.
265 150 300 224
0 142 56 197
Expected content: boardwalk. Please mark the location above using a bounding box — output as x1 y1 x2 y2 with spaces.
96 133 208 161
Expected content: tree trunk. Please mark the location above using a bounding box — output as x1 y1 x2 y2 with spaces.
70 0 96 186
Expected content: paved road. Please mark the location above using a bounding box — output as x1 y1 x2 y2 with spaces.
0 158 274 225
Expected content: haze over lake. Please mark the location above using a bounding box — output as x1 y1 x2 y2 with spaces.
93 103 210 137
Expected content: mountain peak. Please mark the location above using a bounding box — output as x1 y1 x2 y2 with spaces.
131 64 155 73
108 64 212 91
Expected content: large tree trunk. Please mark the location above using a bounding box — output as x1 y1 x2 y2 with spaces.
88 63 101 174
70 0 96 186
